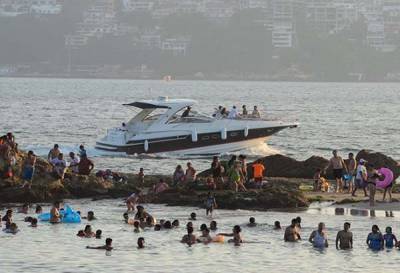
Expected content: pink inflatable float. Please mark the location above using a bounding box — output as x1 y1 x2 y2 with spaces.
375 168 394 189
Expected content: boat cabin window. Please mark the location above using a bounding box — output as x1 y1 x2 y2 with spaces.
167 108 212 124
142 108 169 121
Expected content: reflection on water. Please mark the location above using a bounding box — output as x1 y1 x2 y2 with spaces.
1 199 400 273
307 205 396 218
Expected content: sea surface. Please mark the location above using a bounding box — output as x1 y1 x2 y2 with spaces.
1 200 399 273
0 77 399 174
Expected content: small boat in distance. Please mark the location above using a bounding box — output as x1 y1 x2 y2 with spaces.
95 97 298 156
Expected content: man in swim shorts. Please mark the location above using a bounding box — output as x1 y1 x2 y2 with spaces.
336 222 353 250
327 150 348 193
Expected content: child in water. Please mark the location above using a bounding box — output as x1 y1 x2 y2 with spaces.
218 225 243 246
84 225 95 237
30 218 38 227
274 221 281 230
96 229 102 239
181 226 197 246
197 228 213 244
366 225 384 251
133 221 142 233
87 238 113 251
383 227 398 248
137 237 145 249
189 212 197 220
210 221 217 231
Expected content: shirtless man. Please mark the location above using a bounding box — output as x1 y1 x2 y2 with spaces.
327 150 348 193
336 222 353 250
181 226 197 246
50 201 61 224
346 153 357 193
284 219 301 242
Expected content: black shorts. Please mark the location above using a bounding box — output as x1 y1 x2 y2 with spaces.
333 169 343 179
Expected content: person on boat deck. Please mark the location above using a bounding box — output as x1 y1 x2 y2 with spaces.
121 122 127 131
69 152 80 174
252 106 261 118
220 107 228 117
78 154 94 175
50 201 61 224
181 106 191 118
87 238 113 251
309 222 328 248
185 162 197 184
51 153 67 180
242 105 248 116
79 145 87 158
228 106 238 119
213 106 223 118
48 144 61 162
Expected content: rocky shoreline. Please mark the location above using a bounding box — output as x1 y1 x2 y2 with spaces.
0 149 398 211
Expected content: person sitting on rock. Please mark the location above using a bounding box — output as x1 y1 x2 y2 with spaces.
20 151 36 189
153 179 169 194
78 154 94 175
68 152 80 174
48 144 61 162
185 162 197 185
50 153 67 180
173 165 185 187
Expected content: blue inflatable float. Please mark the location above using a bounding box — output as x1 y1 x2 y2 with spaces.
38 205 81 223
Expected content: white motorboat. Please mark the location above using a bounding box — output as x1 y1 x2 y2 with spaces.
95 97 297 155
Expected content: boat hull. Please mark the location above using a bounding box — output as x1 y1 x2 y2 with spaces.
95 126 288 156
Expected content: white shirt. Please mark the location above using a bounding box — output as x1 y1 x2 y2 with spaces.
355 164 367 180
69 157 80 173
228 108 238 119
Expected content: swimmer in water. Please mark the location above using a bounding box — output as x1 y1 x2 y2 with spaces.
2 209 13 228
35 205 42 214
181 226 197 246
247 217 257 227
336 222 353 250
274 221 281 230
77 230 85 237
163 221 172 229
186 222 193 229
95 229 102 239
5 223 19 234
284 219 301 242
84 225 95 237
218 225 243 246
197 228 212 244
49 201 61 224
123 212 129 224
172 220 180 228
137 237 145 249
210 221 217 231
18 203 29 214
309 222 328 248
190 212 197 220
366 225 384 251
87 238 113 251
84 211 96 221
133 221 142 233
383 226 398 248
30 218 38 227
154 224 161 231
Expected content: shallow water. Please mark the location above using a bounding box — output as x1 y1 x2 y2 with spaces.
1 200 400 273
1 78 399 174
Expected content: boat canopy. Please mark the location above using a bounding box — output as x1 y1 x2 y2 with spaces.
123 97 196 110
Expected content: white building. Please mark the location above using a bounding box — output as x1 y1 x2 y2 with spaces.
161 37 190 56
272 0 294 47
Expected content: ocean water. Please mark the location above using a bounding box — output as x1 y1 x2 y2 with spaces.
1 77 399 174
0 200 399 273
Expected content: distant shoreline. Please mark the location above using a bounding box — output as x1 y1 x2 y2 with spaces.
2 74 400 83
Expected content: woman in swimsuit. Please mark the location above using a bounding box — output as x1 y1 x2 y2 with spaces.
366 225 384 251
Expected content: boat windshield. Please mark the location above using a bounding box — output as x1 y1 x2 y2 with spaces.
143 108 169 121
168 109 213 124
